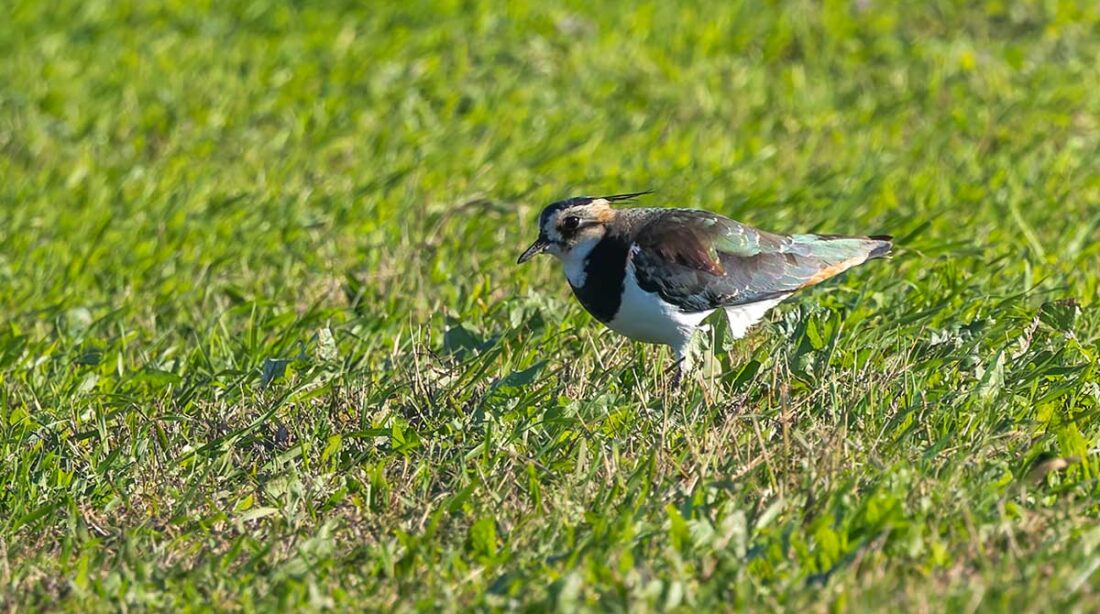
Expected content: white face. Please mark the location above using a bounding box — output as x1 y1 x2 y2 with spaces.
517 198 617 271
537 200 612 287
540 200 611 258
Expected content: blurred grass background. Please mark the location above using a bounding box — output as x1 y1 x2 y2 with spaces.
1 0 1098 610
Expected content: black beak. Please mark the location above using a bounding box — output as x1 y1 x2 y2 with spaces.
517 238 550 264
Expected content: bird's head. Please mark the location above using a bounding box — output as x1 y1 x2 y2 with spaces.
517 192 649 264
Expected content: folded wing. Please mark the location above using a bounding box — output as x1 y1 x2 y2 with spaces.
632 210 891 313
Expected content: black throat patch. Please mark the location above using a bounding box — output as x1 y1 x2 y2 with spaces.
569 234 630 323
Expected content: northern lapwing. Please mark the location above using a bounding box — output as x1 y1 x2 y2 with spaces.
517 192 892 385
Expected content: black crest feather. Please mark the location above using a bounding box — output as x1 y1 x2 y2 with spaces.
598 191 653 202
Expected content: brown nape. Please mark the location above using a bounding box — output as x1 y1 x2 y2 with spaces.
593 204 615 224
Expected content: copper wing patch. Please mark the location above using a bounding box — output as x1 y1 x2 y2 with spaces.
634 222 725 276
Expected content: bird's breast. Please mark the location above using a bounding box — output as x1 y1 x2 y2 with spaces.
566 235 630 323
570 238 712 348
607 260 713 347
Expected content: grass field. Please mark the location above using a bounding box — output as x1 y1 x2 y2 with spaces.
2 0 1099 610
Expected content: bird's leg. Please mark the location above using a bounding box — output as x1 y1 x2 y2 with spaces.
663 357 684 389
668 343 693 390
668 363 684 389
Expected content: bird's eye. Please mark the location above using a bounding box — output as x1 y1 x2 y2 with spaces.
562 216 581 231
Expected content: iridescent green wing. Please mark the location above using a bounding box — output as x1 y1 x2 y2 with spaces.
632 210 891 312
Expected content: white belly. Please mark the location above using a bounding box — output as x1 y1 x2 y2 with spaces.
607 263 712 347
606 267 788 349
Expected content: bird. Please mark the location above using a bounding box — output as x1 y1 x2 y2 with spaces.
517 192 892 385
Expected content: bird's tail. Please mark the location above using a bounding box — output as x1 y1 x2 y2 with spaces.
864 235 894 259
790 233 894 289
